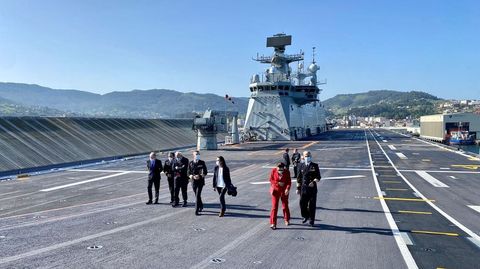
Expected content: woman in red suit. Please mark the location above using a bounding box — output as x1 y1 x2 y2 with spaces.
269 162 291 230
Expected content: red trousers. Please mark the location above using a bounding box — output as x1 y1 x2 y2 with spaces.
270 189 290 225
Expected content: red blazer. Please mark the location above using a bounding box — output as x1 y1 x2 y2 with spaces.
269 168 292 193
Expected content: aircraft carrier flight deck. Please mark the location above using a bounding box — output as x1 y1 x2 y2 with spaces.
1 129 479 269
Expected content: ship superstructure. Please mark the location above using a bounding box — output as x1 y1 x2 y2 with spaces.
243 34 327 141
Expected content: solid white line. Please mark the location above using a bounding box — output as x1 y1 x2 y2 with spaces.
396 153 408 159
468 205 480 214
365 130 418 269
439 168 451 170
374 130 480 246
415 171 449 188
388 145 397 150
40 172 130 192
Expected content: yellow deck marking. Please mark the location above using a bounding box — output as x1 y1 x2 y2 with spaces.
382 180 402 184
301 141 319 149
468 157 480 161
411 230 459 237
374 197 435 202
386 188 408 191
451 164 479 170
398 210 432 215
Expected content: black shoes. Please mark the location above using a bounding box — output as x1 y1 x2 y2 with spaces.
195 211 200 216
302 218 308 223
171 203 179 208
154 201 159 204
146 201 152 205
309 221 315 227
182 202 188 207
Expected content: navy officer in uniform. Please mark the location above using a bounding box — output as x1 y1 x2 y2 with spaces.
188 150 208 215
296 150 321 226
146 152 163 204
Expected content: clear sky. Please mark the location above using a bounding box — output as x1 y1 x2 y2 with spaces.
0 0 479 100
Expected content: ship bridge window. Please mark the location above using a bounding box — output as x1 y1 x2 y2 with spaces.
279 85 284 90
258 86 263 91
272 86 277 90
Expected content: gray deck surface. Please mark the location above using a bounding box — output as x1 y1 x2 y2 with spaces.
0 129 479 268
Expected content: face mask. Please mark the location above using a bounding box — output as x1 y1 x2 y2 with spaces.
277 169 284 174
176 157 181 161
195 155 200 161
168 157 173 161
216 161 220 166
305 156 312 163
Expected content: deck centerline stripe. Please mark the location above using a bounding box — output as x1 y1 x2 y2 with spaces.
365 130 418 269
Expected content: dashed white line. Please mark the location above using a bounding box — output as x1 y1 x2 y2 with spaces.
40 172 130 192
396 153 408 159
388 145 397 150
449 176 457 179
415 171 449 188
468 205 480 214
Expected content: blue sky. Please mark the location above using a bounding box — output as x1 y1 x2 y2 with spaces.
0 0 479 100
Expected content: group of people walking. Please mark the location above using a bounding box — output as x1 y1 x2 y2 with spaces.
146 151 233 216
145 147 320 229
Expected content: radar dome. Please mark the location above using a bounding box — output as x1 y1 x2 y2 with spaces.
308 63 319 73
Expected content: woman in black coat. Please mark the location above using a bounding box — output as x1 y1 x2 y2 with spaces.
212 156 232 217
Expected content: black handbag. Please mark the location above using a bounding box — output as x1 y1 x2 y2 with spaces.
227 185 237 197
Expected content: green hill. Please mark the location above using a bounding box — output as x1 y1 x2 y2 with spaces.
323 90 442 119
0 82 248 118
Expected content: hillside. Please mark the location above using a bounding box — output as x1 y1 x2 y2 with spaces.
0 82 248 118
0 96 74 117
323 90 442 119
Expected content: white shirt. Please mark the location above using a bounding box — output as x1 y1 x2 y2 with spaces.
217 167 225 188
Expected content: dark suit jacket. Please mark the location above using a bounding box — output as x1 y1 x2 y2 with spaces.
283 152 291 167
147 159 163 180
173 157 189 180
164 159 175 178
296 162 321 193
291 152 301 166
189 160 208 185
212 165 232 189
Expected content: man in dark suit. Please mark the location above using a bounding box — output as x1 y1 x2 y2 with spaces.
188 150 208 215
163 152 175 204
291 148 301 178
146 152 163 205
172 151 189 207
282 148 291 171
296 150 321 226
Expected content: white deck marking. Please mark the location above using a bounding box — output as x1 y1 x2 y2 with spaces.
388 145 397 150
415 171 449 188
382 140 388 142
396 153 408 159
468 205 480 214
250 175 365 184
375 130 480 246
439 168 451 170
449 175 457 179
365 130 418 269
400 169 480 174
400 232 414 246
40 172 130 192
